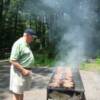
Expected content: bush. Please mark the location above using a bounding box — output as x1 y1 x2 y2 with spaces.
33 53 55 67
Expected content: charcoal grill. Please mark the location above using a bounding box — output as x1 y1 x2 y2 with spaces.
47 70 86 100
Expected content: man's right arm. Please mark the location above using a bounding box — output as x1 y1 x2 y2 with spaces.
10 60 31 76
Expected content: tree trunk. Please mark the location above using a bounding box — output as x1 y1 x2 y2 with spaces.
0 0 3 19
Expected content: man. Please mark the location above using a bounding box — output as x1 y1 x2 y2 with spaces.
9 29 37 100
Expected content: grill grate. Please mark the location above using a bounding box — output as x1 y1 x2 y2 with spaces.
47 70 86 100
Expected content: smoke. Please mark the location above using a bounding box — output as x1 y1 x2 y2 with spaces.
23 0 97 68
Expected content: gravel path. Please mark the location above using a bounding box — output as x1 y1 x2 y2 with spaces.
0 64 100 100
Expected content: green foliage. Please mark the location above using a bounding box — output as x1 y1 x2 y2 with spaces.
1 0 100 67
0 0 54 60
33 53 55 67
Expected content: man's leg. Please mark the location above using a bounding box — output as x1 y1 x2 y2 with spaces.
19 94 24 100
12 93 20 100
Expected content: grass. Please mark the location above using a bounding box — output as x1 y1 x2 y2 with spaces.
80 58 100 71
81 63 100 71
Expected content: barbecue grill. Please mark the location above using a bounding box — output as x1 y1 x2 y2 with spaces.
47 69 86 100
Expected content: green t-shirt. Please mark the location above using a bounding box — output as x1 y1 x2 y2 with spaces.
10 37 34 68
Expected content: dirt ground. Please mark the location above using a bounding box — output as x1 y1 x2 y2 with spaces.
80 70 100 100
0 64 100 100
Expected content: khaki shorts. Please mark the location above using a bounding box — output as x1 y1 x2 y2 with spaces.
9 65 33 94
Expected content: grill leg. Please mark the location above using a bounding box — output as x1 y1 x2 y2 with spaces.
80 93 86 100
82 93 86 100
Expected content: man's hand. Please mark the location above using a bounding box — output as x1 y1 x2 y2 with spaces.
21 68 32 76
10 60 32 76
